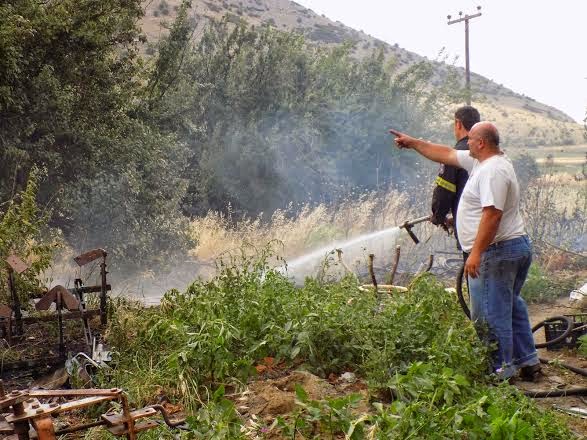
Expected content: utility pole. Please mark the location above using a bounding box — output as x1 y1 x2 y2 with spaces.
447 6 482 105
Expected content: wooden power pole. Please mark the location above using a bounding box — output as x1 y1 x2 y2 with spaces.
447 6 482 105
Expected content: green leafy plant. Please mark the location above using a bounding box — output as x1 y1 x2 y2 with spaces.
275 385 364 439
521 263 575 303
0 168 57 304
102 250 577 439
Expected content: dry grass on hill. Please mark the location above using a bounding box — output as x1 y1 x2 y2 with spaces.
140 0 585 149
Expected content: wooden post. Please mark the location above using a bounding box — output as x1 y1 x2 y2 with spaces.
447 7 482 105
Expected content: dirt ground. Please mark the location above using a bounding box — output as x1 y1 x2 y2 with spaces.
519 299 587 436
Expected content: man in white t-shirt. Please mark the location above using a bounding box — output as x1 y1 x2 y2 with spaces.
389 122 540 381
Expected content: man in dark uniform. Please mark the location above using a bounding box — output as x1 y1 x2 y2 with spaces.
430 105 481 249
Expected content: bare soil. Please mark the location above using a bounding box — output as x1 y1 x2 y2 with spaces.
519 299 587 436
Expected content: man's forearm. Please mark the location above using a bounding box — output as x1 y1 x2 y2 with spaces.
389 129 460 167
411 140 459 166
470 207 503 256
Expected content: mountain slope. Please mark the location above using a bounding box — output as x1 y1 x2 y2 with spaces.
141 0 584 147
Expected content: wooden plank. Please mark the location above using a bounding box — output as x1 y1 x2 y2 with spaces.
74 249 106 267
6 255 29 274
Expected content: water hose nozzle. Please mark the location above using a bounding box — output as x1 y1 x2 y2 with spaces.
399 215 431 244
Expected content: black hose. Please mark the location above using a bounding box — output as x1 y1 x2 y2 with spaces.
148 404 186 428
456 264 470 319
532 316 574 348
524 388 587 398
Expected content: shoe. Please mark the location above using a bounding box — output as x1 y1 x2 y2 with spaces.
519 364 542 382
492 367 517 384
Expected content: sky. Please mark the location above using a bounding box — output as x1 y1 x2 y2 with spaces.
295 0 587 123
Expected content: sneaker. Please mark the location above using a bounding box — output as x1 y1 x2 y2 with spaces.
519 364 542 382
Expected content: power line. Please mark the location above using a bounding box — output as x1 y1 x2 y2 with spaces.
447 6 482 105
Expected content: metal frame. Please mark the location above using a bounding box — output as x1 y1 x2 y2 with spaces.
0 383 184 439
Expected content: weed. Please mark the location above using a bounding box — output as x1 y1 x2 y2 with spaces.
521 263 577 303
102 251 577 439
274 383 574 439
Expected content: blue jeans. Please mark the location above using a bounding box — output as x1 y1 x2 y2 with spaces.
468 235 538 378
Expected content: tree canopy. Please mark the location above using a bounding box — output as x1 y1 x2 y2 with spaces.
0 0 462 268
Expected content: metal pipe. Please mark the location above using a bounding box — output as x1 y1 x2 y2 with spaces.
55 420 106 435
399 215 430 229
100 255 108 325
399 215 430 244
8 268 23 335
120 393 137 440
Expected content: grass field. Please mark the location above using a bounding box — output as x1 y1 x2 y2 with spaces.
519 144 587 175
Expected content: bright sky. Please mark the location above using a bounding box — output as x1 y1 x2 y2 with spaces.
295 0 587 123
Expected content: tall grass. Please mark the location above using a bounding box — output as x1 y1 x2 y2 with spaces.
188 190 415 264
188 170 585 280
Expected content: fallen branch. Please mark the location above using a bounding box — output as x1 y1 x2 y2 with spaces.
535 239 587 260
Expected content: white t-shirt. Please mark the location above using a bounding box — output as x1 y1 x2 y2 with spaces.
455 150 526 252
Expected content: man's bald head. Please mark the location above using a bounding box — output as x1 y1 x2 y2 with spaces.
470 121 500 148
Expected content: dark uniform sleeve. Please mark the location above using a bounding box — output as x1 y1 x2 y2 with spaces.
431 137 469 227
431 164 459 226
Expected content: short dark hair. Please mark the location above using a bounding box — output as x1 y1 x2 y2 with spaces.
454 106 481 131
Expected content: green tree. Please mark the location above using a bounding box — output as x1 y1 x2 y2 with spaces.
0 0 191 270
158 21 463 216
0 169 55 304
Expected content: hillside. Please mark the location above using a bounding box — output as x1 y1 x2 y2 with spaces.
140 0 585 147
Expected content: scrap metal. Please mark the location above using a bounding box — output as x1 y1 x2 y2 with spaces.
0 381 185 439
0 248 112 372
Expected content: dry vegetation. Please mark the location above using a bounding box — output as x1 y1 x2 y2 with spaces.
477 103 585 148
189 190 415 264
187 172 585 283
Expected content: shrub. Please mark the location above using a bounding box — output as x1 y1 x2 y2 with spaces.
521 264 575 303
105 248 488 406
0 169 57 304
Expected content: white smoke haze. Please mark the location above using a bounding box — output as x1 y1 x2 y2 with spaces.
44 163 585 306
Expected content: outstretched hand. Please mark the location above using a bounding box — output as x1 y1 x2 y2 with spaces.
389 129 415 149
